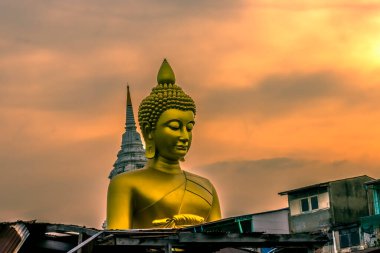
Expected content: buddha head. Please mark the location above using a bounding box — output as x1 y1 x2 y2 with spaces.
138 59 196 160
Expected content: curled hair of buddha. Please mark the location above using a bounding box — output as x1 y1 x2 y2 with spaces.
138 59 196 130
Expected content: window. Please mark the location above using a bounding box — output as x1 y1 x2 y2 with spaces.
301 198 310 212
310 196 319 210
374 188 380 215
300 196 319 213
339 227 360 248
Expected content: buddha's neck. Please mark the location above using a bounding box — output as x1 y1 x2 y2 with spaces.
147 156 182 174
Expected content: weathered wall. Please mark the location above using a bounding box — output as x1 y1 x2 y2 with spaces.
329 176 372 225
289 209 331 233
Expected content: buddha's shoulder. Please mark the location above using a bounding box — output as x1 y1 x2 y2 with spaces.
109 169 150 186
184 171 214 193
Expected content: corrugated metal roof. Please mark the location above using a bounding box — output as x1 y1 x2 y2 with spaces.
0 220 328 252
0 226 22 253
12 223 30 252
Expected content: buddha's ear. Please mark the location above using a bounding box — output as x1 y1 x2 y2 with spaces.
142 122 153 140
142 122 155 159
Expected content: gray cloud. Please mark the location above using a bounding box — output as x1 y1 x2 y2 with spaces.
0 0 244 53
0 134 115 226
0 0 245 116
198 71 361 119
0 75 124 114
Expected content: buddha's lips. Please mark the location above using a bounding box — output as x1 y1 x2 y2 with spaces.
176 145 188 150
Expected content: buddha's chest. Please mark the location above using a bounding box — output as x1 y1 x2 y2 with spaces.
132 176 185 210
133 180 185 213
131 178 213 228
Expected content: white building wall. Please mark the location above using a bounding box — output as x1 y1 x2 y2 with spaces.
289 192 330 216
252 209 290 234
289 199 301 216
319 192 330 209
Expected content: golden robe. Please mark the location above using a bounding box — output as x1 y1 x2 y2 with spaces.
107 169 221 229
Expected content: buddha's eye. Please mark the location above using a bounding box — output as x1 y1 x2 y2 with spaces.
186 122 194 132
167 121 180 130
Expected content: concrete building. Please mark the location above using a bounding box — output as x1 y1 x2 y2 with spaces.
360 179 380 249
108 86 146 179
279 175 374 253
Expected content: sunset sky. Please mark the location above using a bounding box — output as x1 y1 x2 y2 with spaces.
2 0 380 228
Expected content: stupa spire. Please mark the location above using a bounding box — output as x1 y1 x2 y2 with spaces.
109 85 147 179
125 85 136 131
127 85 132 106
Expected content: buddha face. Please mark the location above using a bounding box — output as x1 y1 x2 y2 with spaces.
152 109 195 161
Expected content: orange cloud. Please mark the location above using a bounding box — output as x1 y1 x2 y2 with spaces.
2 0 380 228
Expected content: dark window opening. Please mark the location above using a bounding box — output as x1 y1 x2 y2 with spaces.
311 196 319 210
339 227 360 248
301 198 309 212
300 196 319 213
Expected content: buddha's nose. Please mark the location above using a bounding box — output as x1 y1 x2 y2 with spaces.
179 129 190 143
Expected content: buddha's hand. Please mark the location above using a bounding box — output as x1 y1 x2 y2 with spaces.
152 214 205 228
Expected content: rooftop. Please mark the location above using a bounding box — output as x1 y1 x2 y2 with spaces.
278 175 373 196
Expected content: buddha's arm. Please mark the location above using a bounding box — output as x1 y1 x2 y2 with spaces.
107 176 133 229
207 186 222 222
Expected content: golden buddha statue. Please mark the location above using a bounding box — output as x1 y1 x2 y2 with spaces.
107 59 221 229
